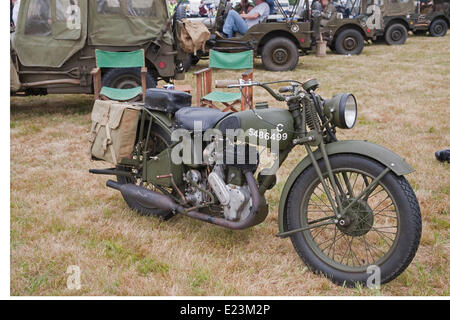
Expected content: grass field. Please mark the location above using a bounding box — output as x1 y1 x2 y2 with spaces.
10 34 450 296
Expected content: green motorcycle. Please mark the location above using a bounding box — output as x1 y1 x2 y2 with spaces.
90 79 422 287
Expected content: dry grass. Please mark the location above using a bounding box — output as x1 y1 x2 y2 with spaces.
10 34 450 296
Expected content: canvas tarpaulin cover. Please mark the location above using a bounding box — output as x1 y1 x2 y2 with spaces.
88 0 173 46
14 0 88 68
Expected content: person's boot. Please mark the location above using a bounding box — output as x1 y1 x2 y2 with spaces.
435 149 450 162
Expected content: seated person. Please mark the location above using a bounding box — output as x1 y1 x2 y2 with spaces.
320 0 336 26
266 0 275 14
234 0 255 14
222 0 270 38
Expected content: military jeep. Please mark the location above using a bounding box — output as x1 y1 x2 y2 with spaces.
358 0 416 45
201 0 375 71
10 0 189 95
411 0 449 36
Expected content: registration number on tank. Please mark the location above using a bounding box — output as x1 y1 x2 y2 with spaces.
248 127 288 141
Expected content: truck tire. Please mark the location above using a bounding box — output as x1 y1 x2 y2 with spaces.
102 68 157 90
385 23 408 45
334 29 364 55
429 18 448 37
261 37 299 71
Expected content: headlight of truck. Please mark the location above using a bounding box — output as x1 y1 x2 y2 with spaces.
323 93 358 129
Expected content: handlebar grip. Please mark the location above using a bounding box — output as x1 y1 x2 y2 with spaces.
278 86 293 93
215 80 239 88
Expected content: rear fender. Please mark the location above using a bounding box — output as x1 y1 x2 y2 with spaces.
277 140 414 233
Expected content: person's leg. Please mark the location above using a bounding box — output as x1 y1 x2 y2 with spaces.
223 10 248 38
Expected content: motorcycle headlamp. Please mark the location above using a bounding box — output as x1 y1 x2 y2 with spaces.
323 93 358 129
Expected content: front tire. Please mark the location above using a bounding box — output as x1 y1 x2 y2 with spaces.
334 29 364 55
429 18 448 37
286 154 421 287
261 37 299 71
385 23 408 45
102 68 157 90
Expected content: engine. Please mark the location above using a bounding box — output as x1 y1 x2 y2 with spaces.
183 141 258 221
208 165 252 221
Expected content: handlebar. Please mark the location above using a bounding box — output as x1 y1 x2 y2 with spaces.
226 80 304 102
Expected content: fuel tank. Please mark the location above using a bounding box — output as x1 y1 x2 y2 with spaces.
215 108 294 150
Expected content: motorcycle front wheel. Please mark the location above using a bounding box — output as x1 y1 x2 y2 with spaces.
286 154 422 287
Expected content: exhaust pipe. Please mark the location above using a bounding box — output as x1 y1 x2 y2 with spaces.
106 180 185 213
105 171 268 230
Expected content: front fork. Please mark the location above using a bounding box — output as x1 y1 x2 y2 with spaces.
277 97 392 238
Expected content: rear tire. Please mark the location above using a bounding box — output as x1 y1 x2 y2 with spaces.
429 18 448 37
261 37 299 71
334 29 364 55
286 154 422 287
117 124 175 220
385 23 408 45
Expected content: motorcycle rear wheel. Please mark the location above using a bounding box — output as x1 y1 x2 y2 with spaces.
116 124 175 220
286 154 421 287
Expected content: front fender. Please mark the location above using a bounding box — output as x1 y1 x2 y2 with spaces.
277 140 414 233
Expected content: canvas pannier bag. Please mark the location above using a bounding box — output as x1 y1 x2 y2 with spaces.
88 100 141 164
178 19 211 55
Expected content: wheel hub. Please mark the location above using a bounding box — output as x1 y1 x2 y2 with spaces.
433 24 443 34
337 199 374 236
272 48 288 65
391 29 402 41
343 37 357 51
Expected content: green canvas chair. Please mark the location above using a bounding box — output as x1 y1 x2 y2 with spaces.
91 49 147 103
194 50 254 112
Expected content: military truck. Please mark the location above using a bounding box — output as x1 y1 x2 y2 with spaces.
201 0 375 71
10 0 189 95
411 0 449 36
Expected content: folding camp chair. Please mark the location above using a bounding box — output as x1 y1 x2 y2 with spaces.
194 50 254 112
91 49 147 103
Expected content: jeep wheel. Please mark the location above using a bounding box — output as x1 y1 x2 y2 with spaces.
429 18 448 37
102 68 157 90
385 23 408 45
261 37 299 71
334 29 364 55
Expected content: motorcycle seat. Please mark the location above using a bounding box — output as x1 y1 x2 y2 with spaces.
144 88 191 113
174 107 231 131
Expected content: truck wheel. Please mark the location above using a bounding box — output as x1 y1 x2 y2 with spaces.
429 18 448 37
334 29 364 55
102 68 156 90
385 23 408 45
261 37 299 71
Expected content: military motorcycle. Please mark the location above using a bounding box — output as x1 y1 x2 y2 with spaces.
89 79 421 286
